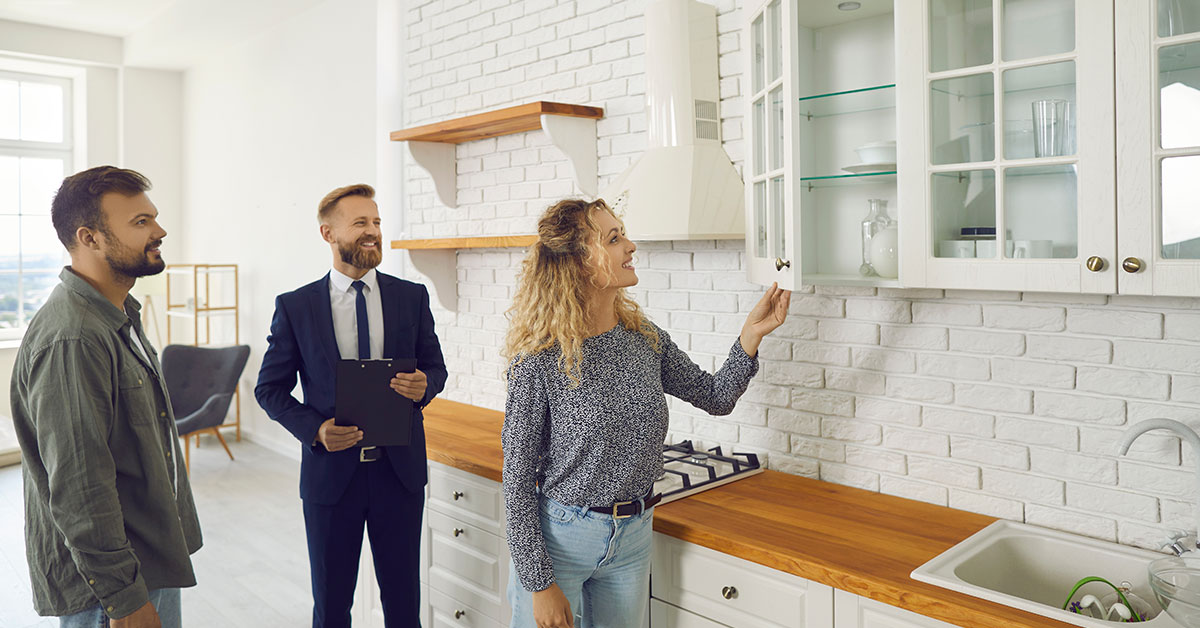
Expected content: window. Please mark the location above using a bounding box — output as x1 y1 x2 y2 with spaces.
0 70 73 340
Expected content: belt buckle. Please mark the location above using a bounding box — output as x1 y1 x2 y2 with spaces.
612 499 634 519
359 446 377 463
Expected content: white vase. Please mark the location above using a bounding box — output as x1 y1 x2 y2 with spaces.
869 226 899 279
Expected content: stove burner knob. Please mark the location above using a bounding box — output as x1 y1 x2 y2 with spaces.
451 490 465 501
721 585 738 600
453 528 465 537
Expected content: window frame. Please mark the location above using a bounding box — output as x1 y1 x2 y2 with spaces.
0 64 82 343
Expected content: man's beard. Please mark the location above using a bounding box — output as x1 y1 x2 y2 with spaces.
104 233 165 279
338 235 382 270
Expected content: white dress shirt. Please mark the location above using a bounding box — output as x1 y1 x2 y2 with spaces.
328 267 385 360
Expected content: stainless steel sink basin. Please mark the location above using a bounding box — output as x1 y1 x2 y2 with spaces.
912 519 1180 627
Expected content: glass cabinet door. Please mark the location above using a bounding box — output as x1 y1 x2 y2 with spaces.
745 0 797 288
1117 0 1200 296
745 0 901 288
898 0 1116 292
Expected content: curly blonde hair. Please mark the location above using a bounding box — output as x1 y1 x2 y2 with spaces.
503 198 659 387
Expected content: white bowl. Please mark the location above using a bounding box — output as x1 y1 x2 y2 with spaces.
855 140 896 164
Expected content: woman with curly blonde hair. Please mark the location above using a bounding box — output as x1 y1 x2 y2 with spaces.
502 198 790 628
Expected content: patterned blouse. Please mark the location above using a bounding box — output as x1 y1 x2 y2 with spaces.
502 321 759 591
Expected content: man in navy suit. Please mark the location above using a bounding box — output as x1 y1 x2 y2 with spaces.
255 183 446 627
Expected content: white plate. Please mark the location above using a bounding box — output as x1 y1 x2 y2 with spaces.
842 162 897 174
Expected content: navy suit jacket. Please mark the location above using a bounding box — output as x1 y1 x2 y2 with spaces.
254 271 447 505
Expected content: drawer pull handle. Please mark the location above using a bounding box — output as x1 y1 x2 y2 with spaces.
721 585 738 600
452 490 465 500
455 609 466 619
453 527 465 537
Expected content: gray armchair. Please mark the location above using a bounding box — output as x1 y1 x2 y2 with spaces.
161 344 250 472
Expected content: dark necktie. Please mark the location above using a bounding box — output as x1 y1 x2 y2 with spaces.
351 280 370 360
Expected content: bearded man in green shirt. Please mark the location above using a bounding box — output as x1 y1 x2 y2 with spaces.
9 166 202 628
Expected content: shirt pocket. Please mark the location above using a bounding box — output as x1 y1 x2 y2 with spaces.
117 365 155 425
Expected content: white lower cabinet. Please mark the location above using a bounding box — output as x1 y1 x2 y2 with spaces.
651 598 736 628
426 462 511 627
651 533 833 627
651 533 957 628
834 589 957 628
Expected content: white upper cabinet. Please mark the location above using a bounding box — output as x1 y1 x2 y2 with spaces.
896 0 1117 293
1116 0 1200 296
747 0 1199 295
744 0 901 290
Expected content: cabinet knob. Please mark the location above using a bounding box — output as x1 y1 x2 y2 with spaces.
775 257 791 271
1085 256 1106 272
721 585 738 600
454 609 466 619
1122 257 1144 273
451 490 465 500
453 527 465 537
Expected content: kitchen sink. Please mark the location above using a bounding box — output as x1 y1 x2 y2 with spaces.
912 519 1181 627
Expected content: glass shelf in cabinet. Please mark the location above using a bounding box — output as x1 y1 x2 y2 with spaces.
798 84 896 119
803 273 902 288
800 171 897 190
930 161 1075 177
1160 40 1200 75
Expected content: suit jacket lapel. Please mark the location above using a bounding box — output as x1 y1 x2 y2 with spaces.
379 273 395 358
311 273 340 364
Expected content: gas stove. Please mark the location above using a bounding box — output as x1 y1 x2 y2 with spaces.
652 440 764 505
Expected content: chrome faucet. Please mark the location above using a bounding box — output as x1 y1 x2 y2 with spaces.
1118 418 1200 556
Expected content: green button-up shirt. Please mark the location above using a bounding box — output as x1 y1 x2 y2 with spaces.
9 267 202 619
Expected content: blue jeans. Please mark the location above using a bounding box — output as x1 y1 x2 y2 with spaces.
508 495 653 628
59 588 181 628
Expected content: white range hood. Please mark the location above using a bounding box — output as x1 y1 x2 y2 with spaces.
602 0 745 241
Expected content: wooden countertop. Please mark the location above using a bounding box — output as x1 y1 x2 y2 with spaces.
422 398 1074 628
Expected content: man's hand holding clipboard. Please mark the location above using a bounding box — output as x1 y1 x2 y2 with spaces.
332 359 420 449
389 368 428 402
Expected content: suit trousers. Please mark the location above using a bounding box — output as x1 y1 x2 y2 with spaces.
303 456 424 628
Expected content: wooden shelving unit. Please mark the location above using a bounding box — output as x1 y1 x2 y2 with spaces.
165 264 243 441
390 101 604 208
390 235 536 250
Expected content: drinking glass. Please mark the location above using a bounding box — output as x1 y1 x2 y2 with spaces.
1032 98 1068 157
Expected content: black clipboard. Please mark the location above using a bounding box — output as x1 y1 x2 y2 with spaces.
335 358 417 447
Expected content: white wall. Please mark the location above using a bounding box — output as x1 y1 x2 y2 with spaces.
180 0 380 456
398 0 1200 553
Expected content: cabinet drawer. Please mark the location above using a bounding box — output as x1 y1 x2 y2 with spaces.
428 462 503 534
652 533 830 628
651 598 728 628
429 586 504 628
428 511 510 621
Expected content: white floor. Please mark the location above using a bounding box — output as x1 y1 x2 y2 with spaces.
0 435 314 627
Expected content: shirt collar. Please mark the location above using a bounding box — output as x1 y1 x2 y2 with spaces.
329 267 378 294
58 266 141 331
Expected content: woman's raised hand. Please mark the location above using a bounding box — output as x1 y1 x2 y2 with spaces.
739 282 791 358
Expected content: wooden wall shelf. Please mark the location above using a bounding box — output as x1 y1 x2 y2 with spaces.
390 235 537 250
390 102 602 143
390 101 603 208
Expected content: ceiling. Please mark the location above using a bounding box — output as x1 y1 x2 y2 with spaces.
0 0 174 37
0 0 326 68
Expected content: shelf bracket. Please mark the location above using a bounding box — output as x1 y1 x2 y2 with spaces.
404 248 458 311
540 114 598 197
407 141 458 208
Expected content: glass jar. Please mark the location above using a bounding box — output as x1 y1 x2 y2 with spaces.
860 198 895 276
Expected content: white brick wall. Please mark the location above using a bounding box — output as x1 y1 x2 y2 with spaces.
401 0 1200 551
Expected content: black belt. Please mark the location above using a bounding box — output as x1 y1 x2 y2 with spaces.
588 492 662 519
359 446 386 463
